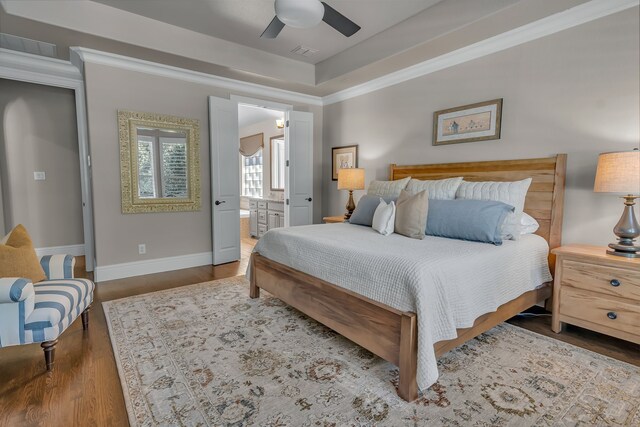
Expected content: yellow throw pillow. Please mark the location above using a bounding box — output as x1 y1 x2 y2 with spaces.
0 224 46 282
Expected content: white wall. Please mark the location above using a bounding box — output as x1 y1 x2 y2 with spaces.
322 9 640 247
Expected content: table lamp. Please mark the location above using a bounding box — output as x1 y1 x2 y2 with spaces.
594 148 640 258
337 168 365 220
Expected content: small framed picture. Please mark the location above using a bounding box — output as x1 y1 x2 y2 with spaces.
332 145 358 181
433 99 503 146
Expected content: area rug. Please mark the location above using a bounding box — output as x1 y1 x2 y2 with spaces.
103 276 640 426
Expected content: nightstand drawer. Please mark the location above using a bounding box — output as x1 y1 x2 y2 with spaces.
559 287 640 338
562 260 640 302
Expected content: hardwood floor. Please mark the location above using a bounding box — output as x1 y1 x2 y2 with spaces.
1 238 637 426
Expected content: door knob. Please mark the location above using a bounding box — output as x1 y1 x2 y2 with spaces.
215 200 226 206
306 197 312 202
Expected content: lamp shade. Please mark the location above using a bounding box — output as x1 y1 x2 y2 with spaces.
337 168 365 190
594 150 640 194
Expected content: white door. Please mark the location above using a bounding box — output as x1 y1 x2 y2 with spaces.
285 111 313 227
209 96 240 265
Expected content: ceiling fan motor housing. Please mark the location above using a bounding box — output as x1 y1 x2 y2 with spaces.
275 0 324 29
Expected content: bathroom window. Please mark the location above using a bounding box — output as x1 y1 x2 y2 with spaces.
241 150 263 198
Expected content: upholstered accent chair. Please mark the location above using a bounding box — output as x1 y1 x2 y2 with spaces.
0 254 94 370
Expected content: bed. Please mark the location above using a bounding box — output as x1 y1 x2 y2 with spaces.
248 155 567 401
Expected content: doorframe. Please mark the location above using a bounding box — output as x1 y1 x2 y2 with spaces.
0 48 95 271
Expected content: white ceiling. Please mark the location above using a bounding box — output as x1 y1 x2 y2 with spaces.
90 0 444 64
238 104 284 129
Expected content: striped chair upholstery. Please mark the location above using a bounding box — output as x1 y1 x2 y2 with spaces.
0 254 94 370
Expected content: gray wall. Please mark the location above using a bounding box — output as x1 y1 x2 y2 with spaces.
322 9 640 247
83 62 322 267
0 79 84 247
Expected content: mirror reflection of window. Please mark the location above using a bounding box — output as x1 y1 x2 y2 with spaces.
136 127 188 199
270 136 285 191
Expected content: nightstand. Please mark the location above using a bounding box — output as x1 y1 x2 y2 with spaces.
551 245 640 344
323 215 346 223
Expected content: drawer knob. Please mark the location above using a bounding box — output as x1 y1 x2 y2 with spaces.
607 311 617 320
610 279 621 287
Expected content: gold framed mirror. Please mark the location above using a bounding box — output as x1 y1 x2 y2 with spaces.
118 110 201 213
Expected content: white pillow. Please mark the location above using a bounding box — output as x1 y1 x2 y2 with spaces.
406 177 463 200
456 178 532 240
520 213 539 235
372 199 395 236
367 177 410 198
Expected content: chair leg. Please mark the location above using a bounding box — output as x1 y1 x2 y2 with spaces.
81 305 91 330
41 339 58 371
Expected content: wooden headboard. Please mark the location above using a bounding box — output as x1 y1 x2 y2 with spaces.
390 155 567 271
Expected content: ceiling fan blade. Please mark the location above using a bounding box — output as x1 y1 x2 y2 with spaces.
321 2 361 37
260 16 285 39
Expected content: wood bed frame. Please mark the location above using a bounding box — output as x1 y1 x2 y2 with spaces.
249 154 567 402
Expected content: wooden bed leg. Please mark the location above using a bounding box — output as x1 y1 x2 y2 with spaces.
249 254 260 299
398 314 419 402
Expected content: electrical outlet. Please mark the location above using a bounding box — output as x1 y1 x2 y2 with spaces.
34 171 46 181
138 244 146 255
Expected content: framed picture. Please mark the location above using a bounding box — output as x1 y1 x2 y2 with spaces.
332 145 358 181
433 99 503 146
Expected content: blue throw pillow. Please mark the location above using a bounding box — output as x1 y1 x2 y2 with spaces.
349 195 397 226
426 199 514 245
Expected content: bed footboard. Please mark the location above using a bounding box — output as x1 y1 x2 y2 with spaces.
249 253 419 401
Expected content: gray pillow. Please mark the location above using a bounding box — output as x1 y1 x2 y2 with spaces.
426 199 514 245
395 190 429 240
349 195 397 226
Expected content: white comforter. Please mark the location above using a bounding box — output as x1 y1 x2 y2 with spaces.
250 223 552 390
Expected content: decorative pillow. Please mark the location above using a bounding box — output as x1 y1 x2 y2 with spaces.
349 195 397 226
455 178 532 240
395 190 429 239
405 177 463 200
426 199 514 245
0 224 46 282
367 176 411 198
520 213 540 235
372 199 396 236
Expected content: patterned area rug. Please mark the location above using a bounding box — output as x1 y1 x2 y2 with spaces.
103 276 640 426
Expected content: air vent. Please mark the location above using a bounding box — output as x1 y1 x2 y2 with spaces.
290 45 318 58
0 33 58 58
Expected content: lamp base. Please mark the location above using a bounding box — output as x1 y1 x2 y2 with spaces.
607 195 640 258
607 243 640 258
344 189 356 220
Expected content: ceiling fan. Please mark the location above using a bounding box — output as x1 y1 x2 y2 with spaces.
261 0 361 39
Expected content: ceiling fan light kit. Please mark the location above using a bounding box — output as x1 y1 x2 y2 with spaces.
275 0 324 29
261 0 361 39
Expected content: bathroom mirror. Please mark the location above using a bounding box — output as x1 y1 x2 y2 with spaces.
118 110 201 213
270 135 285 191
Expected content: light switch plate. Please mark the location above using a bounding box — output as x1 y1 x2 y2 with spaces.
34 171 46 181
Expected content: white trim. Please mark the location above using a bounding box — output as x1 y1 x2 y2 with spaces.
70 47 323 107
231 95 293 112
35 244 85 257
0 48 96 272
322 0 638 105
94 252 213 283
0 47 81 86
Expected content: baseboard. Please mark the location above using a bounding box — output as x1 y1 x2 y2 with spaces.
94 252 213 283
35 244 85 257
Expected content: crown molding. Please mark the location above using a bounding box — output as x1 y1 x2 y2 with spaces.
322 0 639 105
70 47 324 107
0 47 82 88
4 0 634 109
